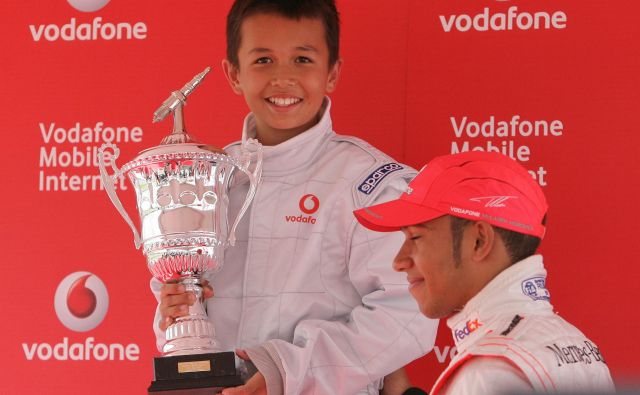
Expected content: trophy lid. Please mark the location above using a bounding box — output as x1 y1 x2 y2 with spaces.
120 67 230 172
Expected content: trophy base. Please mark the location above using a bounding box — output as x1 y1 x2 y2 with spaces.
148 351 243 394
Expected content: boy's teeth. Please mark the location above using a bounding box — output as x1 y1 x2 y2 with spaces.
269 97 300 106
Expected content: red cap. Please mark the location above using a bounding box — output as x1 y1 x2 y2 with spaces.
354 152 548 238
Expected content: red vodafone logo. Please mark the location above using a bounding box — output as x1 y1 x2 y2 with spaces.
299 194 320 214
54 272 109 332
67 0 110 12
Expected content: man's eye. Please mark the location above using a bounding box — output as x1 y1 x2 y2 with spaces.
410 235 421 241
255 57 272 64
295 56 312 63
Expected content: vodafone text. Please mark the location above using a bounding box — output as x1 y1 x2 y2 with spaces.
285 215 317 224
450 207 480 218
450 115 563 187
30 17 147 42
38 121 143 192
22 337 139 361
440 6 567 33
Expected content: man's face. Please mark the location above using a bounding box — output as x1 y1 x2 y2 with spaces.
394 215 471 318
224 13 341 145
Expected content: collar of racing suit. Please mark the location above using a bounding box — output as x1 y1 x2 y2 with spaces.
446 254 554 352
239 97 333 177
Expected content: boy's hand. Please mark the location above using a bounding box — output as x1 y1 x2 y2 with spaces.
221 350 267 395
158 279 214 331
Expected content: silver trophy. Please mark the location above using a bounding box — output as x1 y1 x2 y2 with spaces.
98 68 261 392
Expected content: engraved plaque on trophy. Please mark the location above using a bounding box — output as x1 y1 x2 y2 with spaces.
97 68 262 393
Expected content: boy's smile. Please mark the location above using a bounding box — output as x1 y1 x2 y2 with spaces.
223 13 341 146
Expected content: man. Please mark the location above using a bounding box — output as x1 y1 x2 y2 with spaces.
353 151 614 394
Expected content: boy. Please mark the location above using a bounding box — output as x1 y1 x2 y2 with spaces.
354 151 615 394
153 1 438 394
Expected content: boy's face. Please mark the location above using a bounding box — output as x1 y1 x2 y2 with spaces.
223 13 341 145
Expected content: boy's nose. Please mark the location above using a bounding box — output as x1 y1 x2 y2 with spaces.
270 76 296 87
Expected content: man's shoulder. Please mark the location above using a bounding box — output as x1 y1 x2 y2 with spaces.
468 311 609 371
465 312 613 392
476 309 591 347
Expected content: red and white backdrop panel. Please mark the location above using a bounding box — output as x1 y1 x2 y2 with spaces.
2 0 639 393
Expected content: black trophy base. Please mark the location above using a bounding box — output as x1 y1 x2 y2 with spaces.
148 351 243 394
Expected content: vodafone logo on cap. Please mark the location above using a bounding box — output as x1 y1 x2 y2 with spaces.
299 194 320 215
54 272 109 332
67 0 110 12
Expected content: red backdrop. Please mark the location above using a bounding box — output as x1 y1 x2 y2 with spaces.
3 0 639 393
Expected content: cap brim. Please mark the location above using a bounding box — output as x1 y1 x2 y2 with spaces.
353 199 445 232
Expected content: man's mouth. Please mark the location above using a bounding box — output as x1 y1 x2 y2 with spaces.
267 96 302 107
407 277 425 289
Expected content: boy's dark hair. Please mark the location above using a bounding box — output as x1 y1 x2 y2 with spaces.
450 216 545 266
226 0 340 67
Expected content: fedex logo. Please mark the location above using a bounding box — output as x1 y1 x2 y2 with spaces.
454 319 482 342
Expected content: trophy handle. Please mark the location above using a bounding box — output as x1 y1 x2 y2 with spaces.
228 138 263 246
98 143 143 249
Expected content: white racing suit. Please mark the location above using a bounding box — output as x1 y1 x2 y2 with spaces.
152 100 438 394
431 255 614 394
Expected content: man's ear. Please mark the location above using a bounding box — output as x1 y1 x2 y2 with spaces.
222 59 243 95
470 221 495 262
325 59 343 93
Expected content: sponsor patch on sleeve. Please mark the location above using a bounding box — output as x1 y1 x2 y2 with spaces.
521 276 550 301
358 163 404 195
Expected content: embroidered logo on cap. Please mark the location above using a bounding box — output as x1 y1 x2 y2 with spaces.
470 195 518 208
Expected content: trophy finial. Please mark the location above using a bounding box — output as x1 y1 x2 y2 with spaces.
153 67 211 144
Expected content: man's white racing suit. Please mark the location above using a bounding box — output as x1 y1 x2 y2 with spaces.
431 255 614 394
152 100 438 394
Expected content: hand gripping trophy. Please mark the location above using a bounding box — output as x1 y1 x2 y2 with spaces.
98 68 262 393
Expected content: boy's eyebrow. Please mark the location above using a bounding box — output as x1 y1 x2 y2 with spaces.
247 45 319 55
248 47 272 55
295 45 319 53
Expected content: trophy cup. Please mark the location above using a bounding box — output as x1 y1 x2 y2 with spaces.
98 68 262 393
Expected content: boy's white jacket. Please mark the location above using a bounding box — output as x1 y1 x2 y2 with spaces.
152 100 438 394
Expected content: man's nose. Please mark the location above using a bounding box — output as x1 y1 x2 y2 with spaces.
392 241 413 272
